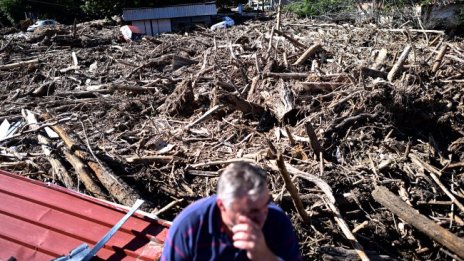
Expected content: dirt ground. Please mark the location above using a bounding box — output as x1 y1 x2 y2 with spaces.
1 13 463 260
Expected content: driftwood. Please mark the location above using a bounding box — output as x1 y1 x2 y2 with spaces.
321 246 393 261
268 161 370 261
37 135 75 188
275 0 282 31
293 43 322 65
22 109 75 189
263 72 309 79
247 76 260 101
387 45 412 82
43 113 142 206
372 48 388 70
274 29 306 50
297 82 344 93
0 38 13 53
62 148 107 198
218 91 267 120
1 14 463 260
158 79 196 117
125 155 180 164
184 104 224 130
275 153 310 223
304 121 323 158
266 79 295 121
0 59 39 70
409 154 464 213
359 67 388 80
372 186 464 259
431 44 448 73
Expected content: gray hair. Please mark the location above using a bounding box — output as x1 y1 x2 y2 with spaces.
217 162 268 208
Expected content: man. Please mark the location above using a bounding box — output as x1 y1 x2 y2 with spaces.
161 162 301 261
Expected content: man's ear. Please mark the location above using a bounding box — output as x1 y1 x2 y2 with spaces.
217 198 226 212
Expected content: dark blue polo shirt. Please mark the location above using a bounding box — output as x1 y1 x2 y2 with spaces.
161 195 301 261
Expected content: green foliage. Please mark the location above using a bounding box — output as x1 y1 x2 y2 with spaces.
284 0 349 17
459 8 464 26
0 0 26 24
81 0 122 18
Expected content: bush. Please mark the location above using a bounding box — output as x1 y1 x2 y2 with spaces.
285 0 350 17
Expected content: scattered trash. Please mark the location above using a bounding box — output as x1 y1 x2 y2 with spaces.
210 16 235 30
120 25 144 41
0 119 21 141
27 19 59 32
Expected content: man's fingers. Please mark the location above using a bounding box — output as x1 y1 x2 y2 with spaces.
233 231 256 241
232 223 254 233
233 238 256 250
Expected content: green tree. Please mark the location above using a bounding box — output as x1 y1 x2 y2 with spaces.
81 0 123 18
0 0 26 24
27 0 83 23
285 0 349 17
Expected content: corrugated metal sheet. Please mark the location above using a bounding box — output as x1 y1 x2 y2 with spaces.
0 169 170 261
123 2 217 21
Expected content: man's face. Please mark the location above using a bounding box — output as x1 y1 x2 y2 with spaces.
218 190 270 230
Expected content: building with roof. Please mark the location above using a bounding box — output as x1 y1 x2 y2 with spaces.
0 169 170 260
122 2 217 36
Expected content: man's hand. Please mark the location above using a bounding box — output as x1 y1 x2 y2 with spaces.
232 216 279 261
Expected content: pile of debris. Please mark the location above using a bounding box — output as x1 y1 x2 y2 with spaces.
0 13 463 260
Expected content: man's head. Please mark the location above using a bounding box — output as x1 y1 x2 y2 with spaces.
216 162 270 230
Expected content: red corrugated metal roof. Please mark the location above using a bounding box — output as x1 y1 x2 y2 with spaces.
0 169 170 261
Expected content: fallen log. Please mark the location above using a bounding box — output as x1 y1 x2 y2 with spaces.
293 43 322 65
387 45 412 82
268 161 370 261
266 79 295 121
371 48 388 70
247 76 260 101
359 67 388 80
62 148 108 199
32 80 57 97
321 246 392 260
172 55 197 70
184 104 225 130
0 38 13 53
218 91 266 120
42 113 142 206
297 82 344 93
275 154 310 223
36 134 75 189
0 59 39 70
125 155 181 164
409 154 464 213
263 72 309 79
381 28 445 35
431 44 448 73
158 79 196 117
274 29 306 50
304 121 323 158
372 186 464 259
